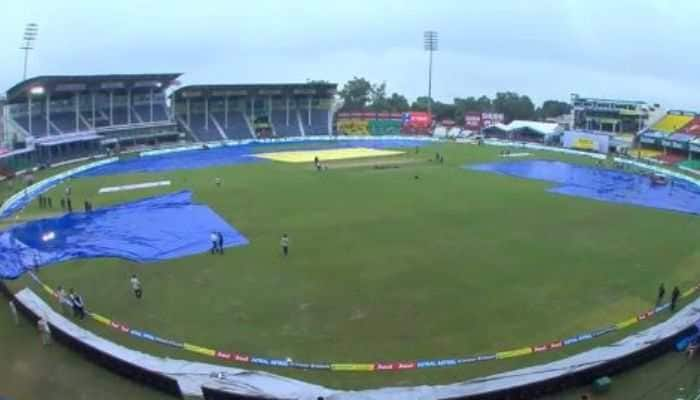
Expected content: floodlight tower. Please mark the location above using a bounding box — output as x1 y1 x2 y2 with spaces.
20 23 39 81
423 30 438 118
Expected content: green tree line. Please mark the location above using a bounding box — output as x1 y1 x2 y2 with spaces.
338 76 571 123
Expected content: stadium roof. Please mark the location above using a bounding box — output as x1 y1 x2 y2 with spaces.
6 73 182 103
487 120 562 136
172 83 337 100
571 95 648 105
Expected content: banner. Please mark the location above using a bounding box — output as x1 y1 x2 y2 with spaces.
26 247 700 373
464 112 504 130
481 112 504 128
573 137 597 151
336 119 369 135
562 131 609 154
464 112 482 130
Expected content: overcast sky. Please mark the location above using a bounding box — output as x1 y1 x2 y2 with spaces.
2 0 699 109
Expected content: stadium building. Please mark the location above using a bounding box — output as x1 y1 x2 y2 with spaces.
1 73 183 165
171 83 337 141
570 94 661 135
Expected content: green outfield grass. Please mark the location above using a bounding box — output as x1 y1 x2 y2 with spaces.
4 142 700 392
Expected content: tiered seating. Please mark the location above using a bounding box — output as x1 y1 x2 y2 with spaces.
270 110 301 137
210 111 251 140
655 153 686 165
682 117 700 136
82 111 110 128
188 114 222 142
111 108 129 125
301 109 330 135
51 112 80 133
652 114 694 133
16 115 48 137
133 104 170 123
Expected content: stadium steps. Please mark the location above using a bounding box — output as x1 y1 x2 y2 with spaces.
208 114 228 141
270 110 302 137
7 116 30 138
177 116 200 142
79 114 93 130
241 113 257 139
296 109 306 136
131 107 144 124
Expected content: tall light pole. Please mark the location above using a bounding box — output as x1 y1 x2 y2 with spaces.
20 23 39 81
424 30 438 118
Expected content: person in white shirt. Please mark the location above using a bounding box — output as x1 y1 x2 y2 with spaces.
215 177 222 187
130 274 142 299
56 286 70 315
37 316 51 345
9 300 18 325
280 234 290 256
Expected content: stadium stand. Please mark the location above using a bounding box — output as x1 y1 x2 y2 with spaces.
336 112 404 136
655 153 686 165
2 74 182 163
172 83 337 142
301 108 331 135
187 114 224 142
681 117 700 136
679 160 700 171
629 148 663 159
270 110 302 137
337 118 370 135
369 119 402 135
571 94 656 135
651 112 694 133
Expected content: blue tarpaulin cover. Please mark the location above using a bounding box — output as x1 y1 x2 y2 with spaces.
0 191 248 279
76 146 262 178
77 140 426 178
469 160 700 216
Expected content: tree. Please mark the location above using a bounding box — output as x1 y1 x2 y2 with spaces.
411 97 456 120
339 77 373 110
492 92 536 122
537 100 572 120
411 96 430 112
454 96 492 122
385 93 409 112
368 82 388 111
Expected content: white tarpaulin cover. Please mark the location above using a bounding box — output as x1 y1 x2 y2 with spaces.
15 288 700 399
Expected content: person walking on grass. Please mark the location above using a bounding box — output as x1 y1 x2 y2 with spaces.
280 233 290 257
210 232 219 254
8 300 18 325
671 286 681 312
56 286 70 315
657 283 666 306
70 289 85 320
217 232 224 255
130 274 142 299
37 315 51 345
